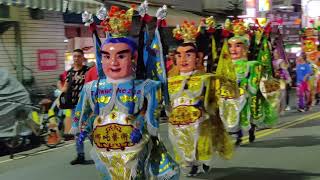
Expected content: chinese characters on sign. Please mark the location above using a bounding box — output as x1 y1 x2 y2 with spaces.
93 123 135 151
37 49 58 71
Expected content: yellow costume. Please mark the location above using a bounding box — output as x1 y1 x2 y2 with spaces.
168 72 233 168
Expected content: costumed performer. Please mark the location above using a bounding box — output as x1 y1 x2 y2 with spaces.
72 5 179 180
221 19 261 145
167 18 234 177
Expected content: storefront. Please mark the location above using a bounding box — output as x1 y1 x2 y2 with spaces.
302 0 320 27
0 0 102 91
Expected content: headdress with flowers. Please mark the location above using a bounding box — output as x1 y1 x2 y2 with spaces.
227 19 250 47
172 21 201 43
100 5 135 38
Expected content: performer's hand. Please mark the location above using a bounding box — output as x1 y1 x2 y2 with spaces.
130 128 142 143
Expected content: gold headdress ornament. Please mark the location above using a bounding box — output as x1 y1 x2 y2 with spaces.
172 20 201 43
203 16 216 32
232 19 247 36
228 19 250 47
302 27 317 38
100 5 135 38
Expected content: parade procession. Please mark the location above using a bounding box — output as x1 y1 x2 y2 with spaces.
0 0 320 180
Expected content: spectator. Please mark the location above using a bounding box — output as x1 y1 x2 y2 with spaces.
62 49 89 165
57 71 67 91
85 62 98 83
296 53 312 112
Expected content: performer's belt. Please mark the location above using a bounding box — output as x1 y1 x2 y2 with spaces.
219 87 245 98
169 105 202 125
93 123 135 151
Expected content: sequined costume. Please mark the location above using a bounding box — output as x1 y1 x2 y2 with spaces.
74 4 179 180
167 71 233 169
169 20 233 173
218 20 280 145
74 78 164 179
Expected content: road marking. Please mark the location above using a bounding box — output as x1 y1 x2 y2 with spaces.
242 113 320 144
0 142 77 164
1 112 319 164
242 112 320 140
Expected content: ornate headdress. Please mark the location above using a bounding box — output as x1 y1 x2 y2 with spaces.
172 21 201 43
228 19 250 47
100 5 135 38
202 16 216 33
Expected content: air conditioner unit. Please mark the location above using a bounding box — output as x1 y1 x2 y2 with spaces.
0 5 19 21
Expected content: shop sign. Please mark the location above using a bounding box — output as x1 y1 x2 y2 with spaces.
267 12 302 44
37 49 58 71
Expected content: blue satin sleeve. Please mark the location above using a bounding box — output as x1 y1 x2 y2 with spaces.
72 84 94 132
144 80 161 136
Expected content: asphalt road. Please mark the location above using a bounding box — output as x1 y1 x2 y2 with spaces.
1 108 320 180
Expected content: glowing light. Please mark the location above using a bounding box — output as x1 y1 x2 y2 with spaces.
246 8 256 17
307 1 320 17
258 0 271 12
291 47 301 54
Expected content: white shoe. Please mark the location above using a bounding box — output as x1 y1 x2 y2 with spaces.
285 106 291 111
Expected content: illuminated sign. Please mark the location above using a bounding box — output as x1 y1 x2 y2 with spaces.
259 0 271 12
246 0 256 17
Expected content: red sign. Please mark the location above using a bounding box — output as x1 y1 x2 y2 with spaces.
37 49 58 71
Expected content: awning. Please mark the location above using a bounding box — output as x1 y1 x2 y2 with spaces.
0 0 103 14
106 1 204 26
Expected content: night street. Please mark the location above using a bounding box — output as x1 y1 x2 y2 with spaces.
1 108 320 180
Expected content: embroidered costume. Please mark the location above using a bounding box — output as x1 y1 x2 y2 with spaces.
73 4 179 180
168 19 233 176
218 20 280 145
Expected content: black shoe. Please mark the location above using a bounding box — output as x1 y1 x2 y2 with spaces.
249 126 256 143
203 164 210 173
235 138 242 146
235 130 243 146
187 166 199 177
70 154 85 165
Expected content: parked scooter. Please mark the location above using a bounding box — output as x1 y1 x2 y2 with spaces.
0 68 64 158
0 68 35 157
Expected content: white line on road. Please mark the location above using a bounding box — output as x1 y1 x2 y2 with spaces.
0 141 77 164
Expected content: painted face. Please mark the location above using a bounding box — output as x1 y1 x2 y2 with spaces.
303 39 316 52
175 45 197 73
228 39 247 60
196 52 204 70
101 42 135 79
73 52 84 66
